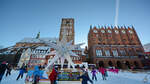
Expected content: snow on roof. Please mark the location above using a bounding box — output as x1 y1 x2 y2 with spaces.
35 46 51 50
81 49 85 55
19 37 58 43
73 45 82 50
144 43 150 52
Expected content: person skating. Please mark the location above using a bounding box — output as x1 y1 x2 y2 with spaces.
6 63 12 77
104 69 108 77
16 64 26 80
33 65 41 84
0 61 7 82
99 67 107 80
77 72 93 84
49 68 57 84
91 68 97 81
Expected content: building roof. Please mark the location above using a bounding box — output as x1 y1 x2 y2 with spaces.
144 43 150 52
18 37 57 43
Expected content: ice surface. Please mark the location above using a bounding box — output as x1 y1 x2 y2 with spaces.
1 70 27 84
1 69 150 84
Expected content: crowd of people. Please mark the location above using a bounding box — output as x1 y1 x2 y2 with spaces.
48 66 118 84
0 61 120 84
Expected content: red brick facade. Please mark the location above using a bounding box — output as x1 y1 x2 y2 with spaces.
59 18 75 44
88 26 144 69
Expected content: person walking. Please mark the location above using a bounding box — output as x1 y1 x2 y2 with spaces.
6 63 12 77
99 67 107 80
16 64 26 80
49 68 57 84
0 61 7 82
91 68 97 81
78 72 93 84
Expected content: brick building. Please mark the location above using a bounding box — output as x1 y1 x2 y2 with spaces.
59 18 83 62
88 26 144 69
59 18 75 44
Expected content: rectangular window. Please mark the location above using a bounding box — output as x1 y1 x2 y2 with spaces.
105 50 110 56
96 49 102 57
120 50 126 56
129 50 133 56
112 50 118 57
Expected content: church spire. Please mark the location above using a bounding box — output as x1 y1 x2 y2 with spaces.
36 31 40 39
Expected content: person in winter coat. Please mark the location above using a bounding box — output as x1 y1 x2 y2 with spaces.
99 67 107 80
6 63 12 77
77 72 93 84
0 61 7 82
16 66 25 80
91 68 97 81
49 68 57 84
33 65 41 84
104 70 108 77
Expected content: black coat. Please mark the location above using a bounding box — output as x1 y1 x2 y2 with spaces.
0 64 7 75
78 74 93 84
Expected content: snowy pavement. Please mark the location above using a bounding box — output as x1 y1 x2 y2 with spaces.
1 70 150 84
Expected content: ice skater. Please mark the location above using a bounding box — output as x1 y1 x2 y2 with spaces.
77 72 93 84
33 65 41 84
91 68 97 81
0 61 7 82
6 63 12 77
99 67 107 80
16 64 26 80
49 67 57 84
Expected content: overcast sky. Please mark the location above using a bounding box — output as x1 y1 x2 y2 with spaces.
0 0 150 48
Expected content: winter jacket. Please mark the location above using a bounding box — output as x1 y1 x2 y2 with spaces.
0 64 7 75
19 67 25 74
78 73 93 84
99 67 106 75
91 69 97 76
33 66 41 77
49 68 57 81
6 64 11 71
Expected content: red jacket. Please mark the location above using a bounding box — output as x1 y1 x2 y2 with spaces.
99 67 106 75
49 69 57 81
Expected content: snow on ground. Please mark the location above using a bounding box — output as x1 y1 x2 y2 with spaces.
1 69 150 84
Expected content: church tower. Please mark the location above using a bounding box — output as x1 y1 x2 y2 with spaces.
59 18 75 44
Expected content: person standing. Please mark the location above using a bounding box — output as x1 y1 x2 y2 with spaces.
104 69 108 77
16 64 25 80
0 61 7 82
91 68 97 81
33 65 41 84
77 72 93 84
6 63 12 77
49 68 57 84
99 67 107 80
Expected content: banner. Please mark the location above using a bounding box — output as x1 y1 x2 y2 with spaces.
57 72 80 81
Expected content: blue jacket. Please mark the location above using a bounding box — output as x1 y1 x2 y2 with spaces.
19 68 25 74
33 66 40 77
